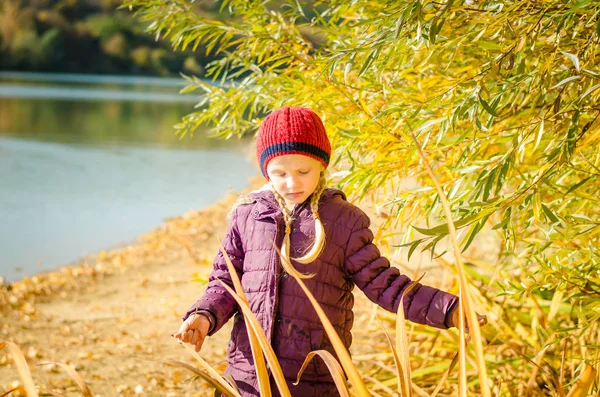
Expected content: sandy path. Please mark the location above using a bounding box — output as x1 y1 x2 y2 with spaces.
1 247 233 397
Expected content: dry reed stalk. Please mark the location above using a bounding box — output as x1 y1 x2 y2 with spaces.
163 358 241 397
363 374 396 395
295 350 350 397
566 364 596 397
524 334 557 396
179 343 242 397
395 277 424 397
223 374 242 395
430 344 461 397
1 341 39 397
1 387 21 397
409 132 490 397
37 362 93 397
217 280 293 396
219 243 271 396
380 327 404 395
275 245 371 396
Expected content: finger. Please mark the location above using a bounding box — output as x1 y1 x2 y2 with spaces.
174 322 190 338
190 330 200 346
181 329 191 343
175 329 187 341
186 329 195 343
195 337 204 352
174 325 187 339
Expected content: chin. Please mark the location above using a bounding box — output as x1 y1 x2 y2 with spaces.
286 195 307 205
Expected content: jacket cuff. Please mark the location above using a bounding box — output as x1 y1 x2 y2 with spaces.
444 299 460 328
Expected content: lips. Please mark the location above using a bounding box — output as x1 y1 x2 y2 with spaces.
286 192 303 198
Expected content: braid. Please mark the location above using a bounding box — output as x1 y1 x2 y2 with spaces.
309 172 327 216
272 188 313 279
271 171 328 276
294 172 327 264
273 190 294 234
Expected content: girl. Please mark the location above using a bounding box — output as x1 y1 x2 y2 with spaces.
174 106 466 396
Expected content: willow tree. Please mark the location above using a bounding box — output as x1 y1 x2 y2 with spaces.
124 0 600 395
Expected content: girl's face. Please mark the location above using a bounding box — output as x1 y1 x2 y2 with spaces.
266 154 323 208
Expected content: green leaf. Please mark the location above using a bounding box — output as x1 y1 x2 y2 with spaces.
430 17 446 44
414 118 445 133
293 0 306 17
408 239 422 261
475 117 489 132
412 209 494 237
479 95 499 117
533 119 544 152
373 106 403 120
455 165 481 174
552 75 580 89
579 83 600 103
394 15 404 40
343 57 354 86
491 218 508 231
541 203 560 225
483 168 497 201
561 51 580 72
358 49 378 77
565 177 591 195
421 235 444 259
495 158 511 195
462 216 488 252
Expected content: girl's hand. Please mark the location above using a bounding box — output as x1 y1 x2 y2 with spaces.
451 307 487 332
172 313 211 352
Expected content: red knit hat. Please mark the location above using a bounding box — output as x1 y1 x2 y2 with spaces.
256 106 331 178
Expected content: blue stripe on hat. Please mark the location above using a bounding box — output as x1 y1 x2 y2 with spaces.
260 142 330 176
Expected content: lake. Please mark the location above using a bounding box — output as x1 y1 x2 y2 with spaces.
0 72 257 282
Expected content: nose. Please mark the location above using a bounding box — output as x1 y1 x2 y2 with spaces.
285 175 300 190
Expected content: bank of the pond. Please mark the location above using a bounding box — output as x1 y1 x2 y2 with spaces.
0 176 270 396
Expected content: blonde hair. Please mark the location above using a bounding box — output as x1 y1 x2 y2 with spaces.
272 172 327 279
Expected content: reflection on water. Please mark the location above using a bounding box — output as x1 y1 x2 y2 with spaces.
0 73 256 282
0 96 218 148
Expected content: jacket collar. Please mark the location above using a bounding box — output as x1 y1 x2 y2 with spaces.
246 184 346 220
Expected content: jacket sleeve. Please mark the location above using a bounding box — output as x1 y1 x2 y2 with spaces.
181 208 245 336
344 212 458 329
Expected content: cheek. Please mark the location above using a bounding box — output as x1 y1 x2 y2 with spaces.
271 179 284 192
308 175 320 191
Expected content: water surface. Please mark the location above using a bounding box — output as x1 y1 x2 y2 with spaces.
0 73 255 282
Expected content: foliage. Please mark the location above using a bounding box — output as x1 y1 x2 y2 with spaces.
122 0 600 395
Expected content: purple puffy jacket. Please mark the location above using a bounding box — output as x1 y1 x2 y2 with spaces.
183 188 458 396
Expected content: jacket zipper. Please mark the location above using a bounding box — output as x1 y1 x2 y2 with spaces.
262 199 305 344
269 216 285 344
